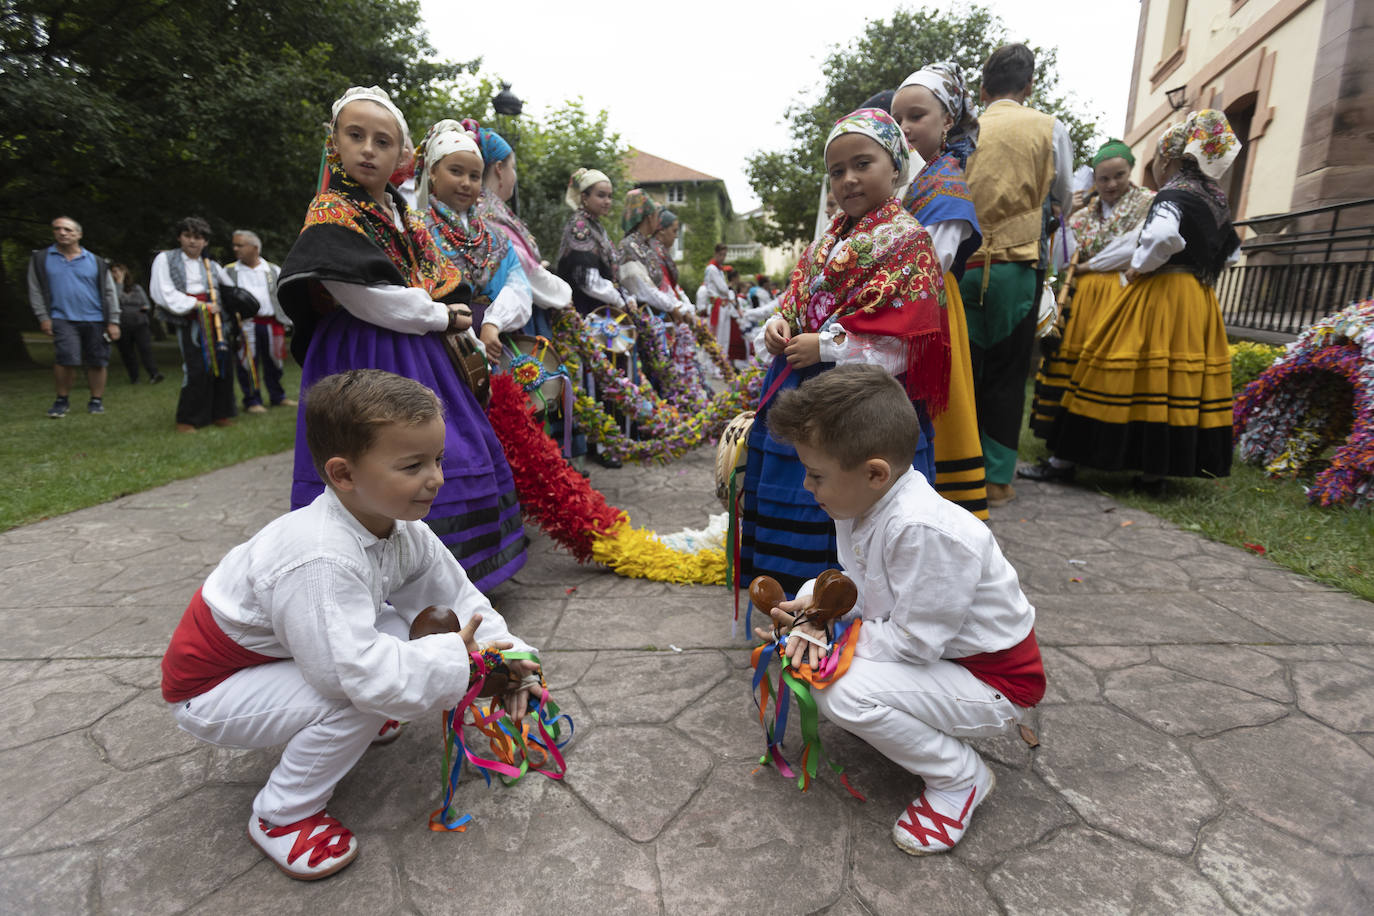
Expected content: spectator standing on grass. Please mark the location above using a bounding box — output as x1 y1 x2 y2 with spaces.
226 230 296 415
28 215 121 418
109 263 164 385
150 216 238 432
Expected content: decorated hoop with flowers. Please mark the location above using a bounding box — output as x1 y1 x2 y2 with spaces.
1233 298 1374 508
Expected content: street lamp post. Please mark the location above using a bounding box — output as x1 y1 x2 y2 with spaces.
492 82 523 117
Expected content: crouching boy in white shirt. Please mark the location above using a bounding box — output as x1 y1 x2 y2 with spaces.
160 369 539 880
760 363 1045 855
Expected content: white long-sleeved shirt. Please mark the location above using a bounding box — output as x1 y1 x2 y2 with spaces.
202 487 533 720
577 267 628 307
481 254 533 333
149 249 234 315
796 470 1034 664
620 259 689 317
703 262 731 301
1129 203 1188 273
529 263 573 311
232 259 277 318
321 280 449 335
1085 232 1140 273
925 220 974 277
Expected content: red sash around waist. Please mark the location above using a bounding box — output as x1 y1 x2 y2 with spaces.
161 588 279 702
951 628 1045 708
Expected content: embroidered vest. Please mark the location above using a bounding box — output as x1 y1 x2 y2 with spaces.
964 102 1055 264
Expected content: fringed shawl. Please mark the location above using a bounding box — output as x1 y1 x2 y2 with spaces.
779 198 950 413
1069 184 1153 261
901 151 983 279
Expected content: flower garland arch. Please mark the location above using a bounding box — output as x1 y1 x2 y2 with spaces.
1233 299 1374 509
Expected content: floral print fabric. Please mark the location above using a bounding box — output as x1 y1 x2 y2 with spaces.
1069 184 1154 261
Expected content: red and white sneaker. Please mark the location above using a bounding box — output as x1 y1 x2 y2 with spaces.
373 719 404 745
248 810 358 880
892 759 996 856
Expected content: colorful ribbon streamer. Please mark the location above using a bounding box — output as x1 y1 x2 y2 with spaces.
749 621 865 798
428 647 573 833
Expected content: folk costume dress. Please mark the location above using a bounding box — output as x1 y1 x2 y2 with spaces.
470 124 574 339
556 170 630 316
278 145 528 592
426 197 531 338
898 63 988 519
650 214 694 312
1030 175 1153 439
740 199 950 595
149 248 237 428
958 97 1074 487
415 120 533 345
1049 111 1241 478
740 108 950 597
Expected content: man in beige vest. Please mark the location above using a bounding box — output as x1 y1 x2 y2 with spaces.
959 44 1072 507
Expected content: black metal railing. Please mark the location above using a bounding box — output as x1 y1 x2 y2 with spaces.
1217 197 1374 338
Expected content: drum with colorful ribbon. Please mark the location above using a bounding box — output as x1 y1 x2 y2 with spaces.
497 334 576 457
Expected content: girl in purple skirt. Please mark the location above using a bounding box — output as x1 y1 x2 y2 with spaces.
278 86 527 591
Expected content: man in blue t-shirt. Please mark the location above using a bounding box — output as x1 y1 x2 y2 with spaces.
28 216 121 417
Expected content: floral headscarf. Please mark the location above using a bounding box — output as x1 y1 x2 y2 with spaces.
621 188 659 235
1156 109 1241 181
825 108 913 188
415 119 481 210
896 62 980 167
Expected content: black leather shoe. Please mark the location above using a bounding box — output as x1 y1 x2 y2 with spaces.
1017 459 1076 483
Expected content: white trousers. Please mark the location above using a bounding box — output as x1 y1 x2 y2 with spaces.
169 612 407 825
812 656 1023 792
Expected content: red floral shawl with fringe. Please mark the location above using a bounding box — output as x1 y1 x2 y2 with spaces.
778 198 950 413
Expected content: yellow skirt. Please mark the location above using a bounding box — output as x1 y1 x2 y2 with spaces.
1030 271 1124 438
1051 271 1233 477
932 272 989 518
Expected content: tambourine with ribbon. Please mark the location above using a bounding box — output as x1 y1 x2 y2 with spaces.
498 333 576 456
586 306 637 355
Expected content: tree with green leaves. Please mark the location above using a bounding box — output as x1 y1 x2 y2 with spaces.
745 6 1102 247
0 0 474 362
502 99 630 260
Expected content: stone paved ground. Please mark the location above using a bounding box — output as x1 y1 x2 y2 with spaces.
2 448 1373 915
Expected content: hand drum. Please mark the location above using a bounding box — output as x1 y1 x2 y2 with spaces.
409 605 510 698
807 569 858 626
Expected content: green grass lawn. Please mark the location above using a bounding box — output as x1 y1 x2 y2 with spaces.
2 335 300 529
1018 384 1373 602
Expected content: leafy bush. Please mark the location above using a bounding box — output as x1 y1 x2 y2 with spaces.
1230 340 1285 393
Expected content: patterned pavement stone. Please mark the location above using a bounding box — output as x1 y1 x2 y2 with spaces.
0 445 1370 913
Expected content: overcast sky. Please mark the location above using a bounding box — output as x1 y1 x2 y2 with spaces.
420 0 1141 211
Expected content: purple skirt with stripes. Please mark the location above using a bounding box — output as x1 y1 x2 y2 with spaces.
290 308 527 591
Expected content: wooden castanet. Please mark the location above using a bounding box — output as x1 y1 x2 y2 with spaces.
749 576 786 616
409 605 509 697
809 569 858 626
410 605 460 639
